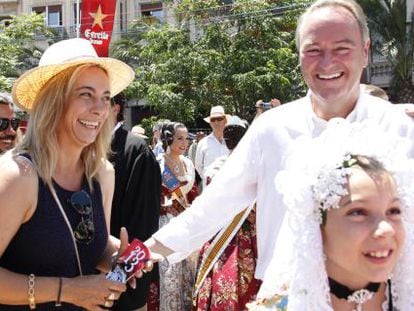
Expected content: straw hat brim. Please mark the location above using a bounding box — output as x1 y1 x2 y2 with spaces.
203 114 231 123
12 57 135 111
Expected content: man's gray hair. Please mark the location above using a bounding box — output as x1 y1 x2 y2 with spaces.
0 92 14 107
295 0 369 49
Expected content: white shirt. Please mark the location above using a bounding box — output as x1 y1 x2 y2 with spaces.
194 133 229 181
153 92 414 279
153 141 164 158
188 141 198 165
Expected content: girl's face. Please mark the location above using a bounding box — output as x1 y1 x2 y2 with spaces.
57 66 111 149
322 167 405 289
169 127 189 156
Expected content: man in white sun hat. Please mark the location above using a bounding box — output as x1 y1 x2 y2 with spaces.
0 38 151 310
195 105 230 189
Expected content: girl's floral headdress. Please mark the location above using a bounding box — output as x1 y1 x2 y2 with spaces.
313 153 360 225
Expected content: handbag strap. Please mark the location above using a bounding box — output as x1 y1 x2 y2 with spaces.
48 184 84 276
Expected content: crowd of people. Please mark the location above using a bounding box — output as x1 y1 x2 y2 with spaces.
2 0 414 310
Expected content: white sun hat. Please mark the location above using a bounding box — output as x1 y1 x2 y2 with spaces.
203 105 231 123
12 38 135 111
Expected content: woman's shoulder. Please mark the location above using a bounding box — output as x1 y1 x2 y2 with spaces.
181 155 194 167
98 158 114 174
0 152 37 185
246 294 288 311
0 152 38 221
95 158 114 183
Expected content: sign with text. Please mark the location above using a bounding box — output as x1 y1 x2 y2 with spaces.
80 0 116 57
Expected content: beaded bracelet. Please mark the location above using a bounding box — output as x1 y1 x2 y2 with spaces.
28 274 36 310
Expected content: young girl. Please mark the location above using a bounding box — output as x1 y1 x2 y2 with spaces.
248 120 414 310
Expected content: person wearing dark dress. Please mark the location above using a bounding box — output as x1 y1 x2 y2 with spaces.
0 38 137 310
110 93 161 311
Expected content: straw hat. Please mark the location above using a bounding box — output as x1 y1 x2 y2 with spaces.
12 38 135 111
203 105 230 123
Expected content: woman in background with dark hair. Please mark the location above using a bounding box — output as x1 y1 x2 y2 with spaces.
157 122 198 310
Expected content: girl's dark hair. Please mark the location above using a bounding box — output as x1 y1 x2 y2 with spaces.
160 122 187 151
351 154 386 173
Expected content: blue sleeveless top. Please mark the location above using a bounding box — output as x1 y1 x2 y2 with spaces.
0 173 108 310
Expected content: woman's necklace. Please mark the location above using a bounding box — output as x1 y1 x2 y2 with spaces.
165 154 181 174
328 277 381 311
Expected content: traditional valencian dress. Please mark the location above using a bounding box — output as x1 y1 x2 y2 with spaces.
193 155 261 311
157 155 198 311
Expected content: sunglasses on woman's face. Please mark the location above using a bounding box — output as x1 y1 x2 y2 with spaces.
0 118 20 131
70 190 94 244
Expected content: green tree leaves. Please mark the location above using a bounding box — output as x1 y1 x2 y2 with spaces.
0 13 52 91
112 0 307 126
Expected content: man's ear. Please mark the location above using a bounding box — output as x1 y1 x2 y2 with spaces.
363 39 370 67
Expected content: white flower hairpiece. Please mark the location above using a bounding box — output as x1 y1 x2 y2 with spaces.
312 154 360 224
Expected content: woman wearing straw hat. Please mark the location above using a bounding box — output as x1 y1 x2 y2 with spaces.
0 38 145 310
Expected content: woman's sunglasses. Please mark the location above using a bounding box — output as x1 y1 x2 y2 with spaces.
70 190 94 244
0 118 20 131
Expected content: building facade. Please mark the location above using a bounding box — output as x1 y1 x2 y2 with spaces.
3 0 174 42
4 0 414 102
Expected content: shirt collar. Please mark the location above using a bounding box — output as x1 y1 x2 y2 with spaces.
305 90 363 136
112 122 123 134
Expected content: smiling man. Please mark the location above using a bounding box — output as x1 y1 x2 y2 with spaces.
0 92 19 154
145 0 414 290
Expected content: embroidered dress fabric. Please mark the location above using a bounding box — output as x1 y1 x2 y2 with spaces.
157 156 198 311
257 119 414 311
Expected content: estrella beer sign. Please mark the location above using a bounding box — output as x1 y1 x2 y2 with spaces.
80 0 116 57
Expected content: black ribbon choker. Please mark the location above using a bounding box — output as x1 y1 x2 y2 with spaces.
328 277 380 300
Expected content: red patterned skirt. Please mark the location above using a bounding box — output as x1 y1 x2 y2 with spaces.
193 210 261 311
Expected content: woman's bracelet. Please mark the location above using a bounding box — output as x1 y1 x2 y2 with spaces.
55 277 63 307
28 274 36 310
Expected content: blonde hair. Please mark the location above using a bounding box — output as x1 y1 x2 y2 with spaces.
16 64 114 190
296 0 369 49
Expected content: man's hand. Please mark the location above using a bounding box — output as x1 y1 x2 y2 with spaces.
401 103 414 117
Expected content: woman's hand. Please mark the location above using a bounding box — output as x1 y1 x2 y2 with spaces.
62 274 126 311
116 228 156 289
